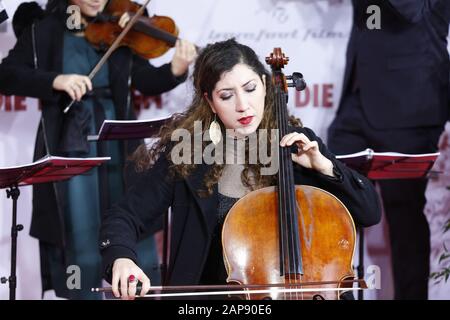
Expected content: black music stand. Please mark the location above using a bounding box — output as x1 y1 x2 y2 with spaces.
0 155 110 300
87 116 171 142
337 148 440 300
0 1 7 25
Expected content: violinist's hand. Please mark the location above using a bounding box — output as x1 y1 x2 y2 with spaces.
171 39 197 77
118 12 131 28
52 74 92 102
111 258 151 300
280 132 335 177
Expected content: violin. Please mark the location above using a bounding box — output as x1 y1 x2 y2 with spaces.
64 0 192 113
85 0 182 59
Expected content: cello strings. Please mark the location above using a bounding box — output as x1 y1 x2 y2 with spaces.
278 75 304 300
283 87 301 300
277 87 292 299
275 86 288 300
275 86 288 299
278 85 295 299
277 84 296 299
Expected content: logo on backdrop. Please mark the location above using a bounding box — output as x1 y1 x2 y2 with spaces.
0 93 164 113
132 91 163 112
206 3 348 43
1 86 335 111
0 95 27 111
295 83 334 108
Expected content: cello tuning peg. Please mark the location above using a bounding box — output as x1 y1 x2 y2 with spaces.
290 72 306 91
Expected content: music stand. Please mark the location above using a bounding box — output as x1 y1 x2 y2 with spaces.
0 1 7 25
87 116 171 141
337 148 440 300
0 155 110 300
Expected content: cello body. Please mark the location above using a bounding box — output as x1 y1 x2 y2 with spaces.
222 185 356 300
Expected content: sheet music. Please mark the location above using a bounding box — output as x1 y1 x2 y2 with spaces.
336 149 440 180
98 115 172 130
0 155 110 171
336 148 440 159
0 155 110 189
89 115 172 141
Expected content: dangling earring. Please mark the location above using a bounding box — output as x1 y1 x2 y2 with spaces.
209 114 222 145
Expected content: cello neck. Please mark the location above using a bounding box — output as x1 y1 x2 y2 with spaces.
267 48 303 276
273 78 303 276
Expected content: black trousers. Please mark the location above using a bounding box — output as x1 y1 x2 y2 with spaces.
327 90 444 300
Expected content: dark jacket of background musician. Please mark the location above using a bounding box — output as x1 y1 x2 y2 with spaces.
343 0 450 129
100 127 382 285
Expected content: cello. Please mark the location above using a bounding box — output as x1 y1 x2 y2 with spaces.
92 48 361 299
220 48 357 300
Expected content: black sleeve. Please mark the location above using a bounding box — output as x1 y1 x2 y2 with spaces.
0 25 59 99
99 154 174 282
387 0 444 23
130 55 188 95
291 127 382 228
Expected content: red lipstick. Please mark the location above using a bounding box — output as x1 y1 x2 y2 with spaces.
238 116 253 125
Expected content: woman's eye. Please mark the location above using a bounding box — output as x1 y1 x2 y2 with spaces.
220 95 232 101
245 85 257 92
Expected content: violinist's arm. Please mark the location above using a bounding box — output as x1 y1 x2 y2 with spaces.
291 127 382 227
130 54 188 95
0 26 59 100
170 39 197 77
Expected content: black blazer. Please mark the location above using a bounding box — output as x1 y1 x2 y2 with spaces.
100 127 382 285
341 0 450 129
0 12 186 247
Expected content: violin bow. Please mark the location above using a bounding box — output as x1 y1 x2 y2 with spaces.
92 279 369 299
64 0 153 113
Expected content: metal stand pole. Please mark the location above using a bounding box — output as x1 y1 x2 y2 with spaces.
357 226 365 300
1 185 23 300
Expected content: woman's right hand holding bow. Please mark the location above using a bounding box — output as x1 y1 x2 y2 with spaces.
111 258 151 300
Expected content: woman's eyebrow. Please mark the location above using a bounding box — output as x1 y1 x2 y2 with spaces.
217 79 256 92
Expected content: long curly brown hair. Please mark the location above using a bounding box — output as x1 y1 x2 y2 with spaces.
131 39 301 196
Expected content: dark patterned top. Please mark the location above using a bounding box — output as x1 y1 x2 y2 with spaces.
199 193 239 286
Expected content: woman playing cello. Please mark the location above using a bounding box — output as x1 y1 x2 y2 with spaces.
99 38 381 300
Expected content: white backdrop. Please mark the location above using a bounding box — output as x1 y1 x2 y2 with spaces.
0 0 449 300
